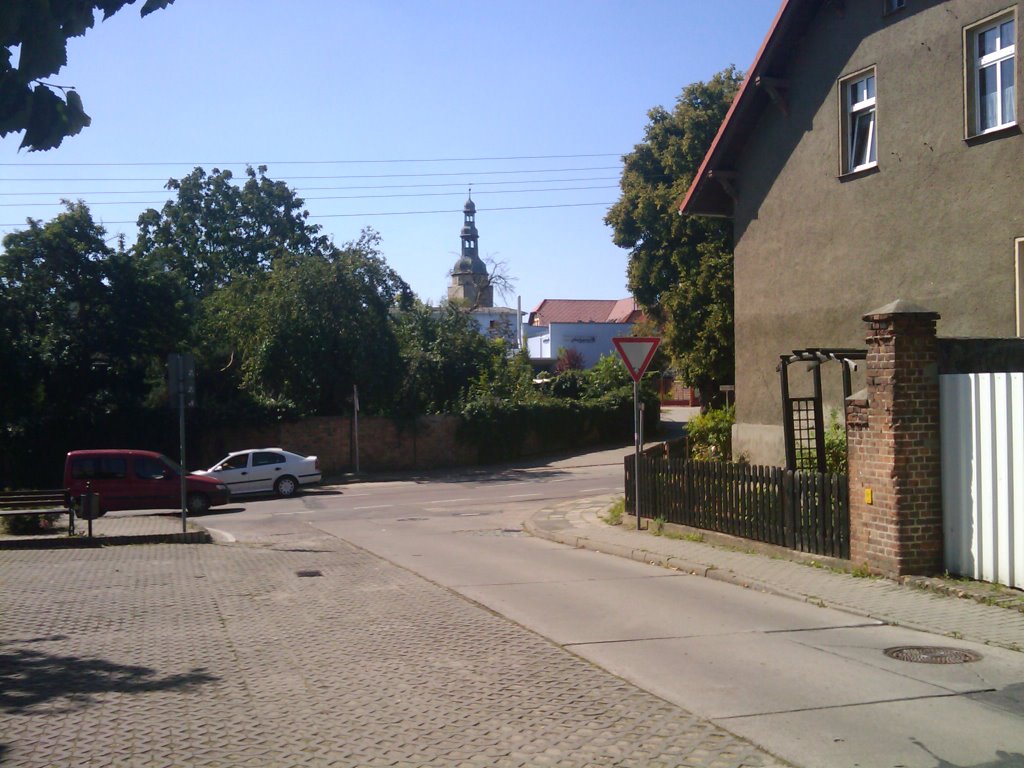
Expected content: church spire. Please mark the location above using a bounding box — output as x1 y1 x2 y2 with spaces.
448 191 493 307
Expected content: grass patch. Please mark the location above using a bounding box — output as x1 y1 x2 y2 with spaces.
851 562 875 578
602 498 624 526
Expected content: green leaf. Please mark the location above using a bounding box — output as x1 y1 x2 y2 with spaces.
59 4 99 39
0 73 32 136
64 90 91 137
140 0 175 16
96 1 134 21
0 0 27 48
20 84 65 151
16 4 68 80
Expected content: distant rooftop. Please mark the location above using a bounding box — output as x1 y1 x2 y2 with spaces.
528 298 644 326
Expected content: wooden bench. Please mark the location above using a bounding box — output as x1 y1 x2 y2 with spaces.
0 489 75 535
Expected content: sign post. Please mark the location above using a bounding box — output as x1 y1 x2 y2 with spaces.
168 353 196 534
612 337 661 530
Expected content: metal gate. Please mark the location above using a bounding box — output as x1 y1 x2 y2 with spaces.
940 372 1024 588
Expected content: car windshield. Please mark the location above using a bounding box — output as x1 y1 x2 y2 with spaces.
159 455 183 475
215 454 249 471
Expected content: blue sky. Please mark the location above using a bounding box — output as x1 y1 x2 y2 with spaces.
0 1 779 313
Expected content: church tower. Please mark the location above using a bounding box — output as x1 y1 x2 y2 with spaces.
447 193 493 308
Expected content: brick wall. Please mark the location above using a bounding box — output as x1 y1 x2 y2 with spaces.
198 414 548 475
845 301 943 577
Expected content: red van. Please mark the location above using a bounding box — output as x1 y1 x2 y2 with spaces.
64 449 231 516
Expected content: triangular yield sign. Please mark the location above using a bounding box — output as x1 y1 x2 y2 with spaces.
612 337 661 382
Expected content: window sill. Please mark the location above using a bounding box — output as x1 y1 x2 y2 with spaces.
965 123 1021 146
838 165 880 182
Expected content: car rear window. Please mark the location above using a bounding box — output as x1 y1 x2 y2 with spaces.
71 457 127 480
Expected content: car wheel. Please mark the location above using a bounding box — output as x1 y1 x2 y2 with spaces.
274 476 298 498
186 492 210 516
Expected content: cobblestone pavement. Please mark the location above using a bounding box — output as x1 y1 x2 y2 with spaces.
0 529 786 767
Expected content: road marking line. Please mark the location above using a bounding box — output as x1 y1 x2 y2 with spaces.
425 498 472 504
352 504 394 510
507 493 541 498
580 487 616 492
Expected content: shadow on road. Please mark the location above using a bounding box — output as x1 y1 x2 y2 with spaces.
913 738 1024 768
0 638 217 714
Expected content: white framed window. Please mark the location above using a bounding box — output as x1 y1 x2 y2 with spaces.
967 14 1016 136
841 70 877 173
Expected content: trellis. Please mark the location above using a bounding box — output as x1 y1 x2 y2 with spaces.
778 348 866 472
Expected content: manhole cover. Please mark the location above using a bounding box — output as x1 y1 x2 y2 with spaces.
295 570 323 578
884 646 981 664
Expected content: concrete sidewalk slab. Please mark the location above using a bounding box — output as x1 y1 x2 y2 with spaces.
525 496 1024 653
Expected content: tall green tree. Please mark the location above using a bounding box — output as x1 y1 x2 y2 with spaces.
0 202 184 484
393 301 496 415
201 240 410 417
134 165 333 298
0 1 174 151
605 66 742 403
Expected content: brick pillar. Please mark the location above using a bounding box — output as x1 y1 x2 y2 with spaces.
845 300 943 577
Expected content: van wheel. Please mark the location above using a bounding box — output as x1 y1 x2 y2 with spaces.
274 476 298 498
186 492 210 516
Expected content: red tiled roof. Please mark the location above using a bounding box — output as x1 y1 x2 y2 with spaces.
528 298 644 326
608 297 644 324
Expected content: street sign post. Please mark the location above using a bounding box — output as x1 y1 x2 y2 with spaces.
168 353 196 534
612 337 660 529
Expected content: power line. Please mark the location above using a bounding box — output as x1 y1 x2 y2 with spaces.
0 176 625 197
0 200 616 228
0 185 619 208
311 202 616 218
0 153 624 167
0 166 622 183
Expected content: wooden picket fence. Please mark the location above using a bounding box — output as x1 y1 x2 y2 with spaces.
624 455 849 559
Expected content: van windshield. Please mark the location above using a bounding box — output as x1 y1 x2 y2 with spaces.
159 455 183 475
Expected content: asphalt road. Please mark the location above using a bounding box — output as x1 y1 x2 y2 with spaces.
195 447 1024 768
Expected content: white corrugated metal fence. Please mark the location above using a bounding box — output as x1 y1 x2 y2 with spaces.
940 373 1024 588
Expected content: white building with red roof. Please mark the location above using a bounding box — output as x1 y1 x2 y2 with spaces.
525 298 646 368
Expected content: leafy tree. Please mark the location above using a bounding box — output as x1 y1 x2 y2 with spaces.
585 352 633 398
393 301 495 415
553 347 584 373
200 236 411 417
0 202 183 484
1 1 174 151
135 165 334 298
686 404 735 461
605 66 742 404
135 165 413 417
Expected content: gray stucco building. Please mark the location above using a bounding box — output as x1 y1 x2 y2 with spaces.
682 0 1023 465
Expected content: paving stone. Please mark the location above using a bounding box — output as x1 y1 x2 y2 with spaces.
0 535 780 767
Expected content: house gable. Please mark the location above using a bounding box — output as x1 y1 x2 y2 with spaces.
682 0 1024 465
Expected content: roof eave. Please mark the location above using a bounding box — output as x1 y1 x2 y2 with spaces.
679 0 808 219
